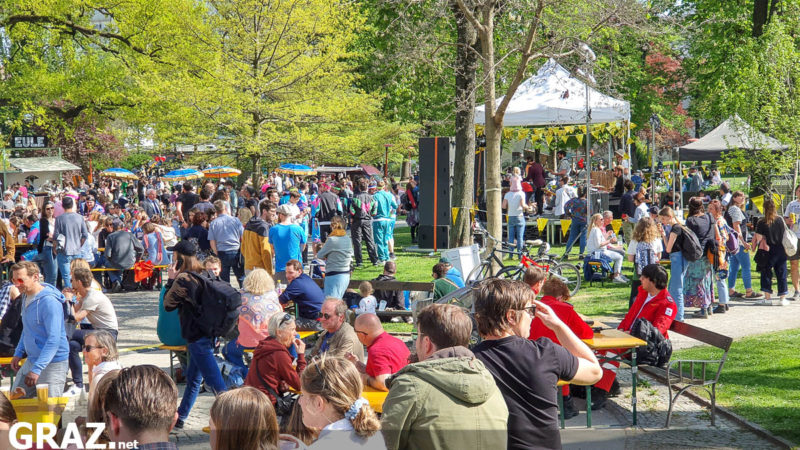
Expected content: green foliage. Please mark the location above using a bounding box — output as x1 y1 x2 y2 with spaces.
112 152 153 172
721 147 789 195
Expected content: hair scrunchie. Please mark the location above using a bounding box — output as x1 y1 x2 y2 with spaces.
344 397 368 421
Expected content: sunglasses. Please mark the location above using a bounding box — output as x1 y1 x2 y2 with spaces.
83 345 104 352
45 207 54 210
279 313 292 327
517 305 536 318
318 312 335 320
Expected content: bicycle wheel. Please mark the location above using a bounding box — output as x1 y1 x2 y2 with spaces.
495 265 524 281
466 261 493 283
550 263 581 296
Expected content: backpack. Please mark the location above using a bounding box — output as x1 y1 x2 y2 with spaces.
629 317 673 367
189 273 242 340
583 252 613 281
634 241 657 275
676 224 704 262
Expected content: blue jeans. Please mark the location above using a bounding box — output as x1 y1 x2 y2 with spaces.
57 253 81 288
178 337 227 421
563 222 587 256
669 251 688 321
727 245 752 291
103 259 123 284
218 250 244 285
507 216 526 253
324 273 350 299
716 275 729 305
39 246 57 285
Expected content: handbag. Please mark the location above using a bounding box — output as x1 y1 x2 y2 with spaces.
782 219 798 256
253 358 298 416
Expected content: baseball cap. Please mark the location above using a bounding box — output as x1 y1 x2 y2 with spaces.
167 240 197 256
439 256 451 264
277 204 294 216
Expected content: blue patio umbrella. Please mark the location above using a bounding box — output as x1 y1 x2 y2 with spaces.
99 168 138 180
276 163 316 175
162 168 204 181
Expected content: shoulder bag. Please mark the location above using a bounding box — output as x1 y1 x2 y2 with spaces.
782 218 798 256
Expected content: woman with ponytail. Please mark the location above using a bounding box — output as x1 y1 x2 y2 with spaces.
299 357 384 449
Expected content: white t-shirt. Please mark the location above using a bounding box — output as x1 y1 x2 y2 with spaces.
626 239 664 256
554 185 577 216
784 200 800 237
80 290 119 330
585 227 606 255
504 191 526 217
357 295 377 315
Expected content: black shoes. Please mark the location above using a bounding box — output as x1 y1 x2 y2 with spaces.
713 304 729 314
174 418 184 430
111 281 122 293
591 389 608 410
608 379 621 397
562 395 579 419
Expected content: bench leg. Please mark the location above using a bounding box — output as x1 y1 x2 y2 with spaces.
631 348 638 426
710 383 716 427
585 386 592 428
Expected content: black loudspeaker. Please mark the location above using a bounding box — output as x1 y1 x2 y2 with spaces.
418 137 455 237
418 225 450 250
590 191 609 215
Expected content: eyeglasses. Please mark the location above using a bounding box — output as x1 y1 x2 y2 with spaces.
517 305 536 318
83 345 104 352
318 312 335 320
45 207 54 210
279 313 292 327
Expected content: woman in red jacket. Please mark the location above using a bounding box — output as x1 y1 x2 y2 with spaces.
245 313 307 412
529 278 594 418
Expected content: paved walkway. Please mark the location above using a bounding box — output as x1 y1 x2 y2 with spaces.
45 288 800 449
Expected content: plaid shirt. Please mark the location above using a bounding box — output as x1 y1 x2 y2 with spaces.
135 442 178 450
0 282 13 320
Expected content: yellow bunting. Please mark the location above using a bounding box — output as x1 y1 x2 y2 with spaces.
630 123 637 129
611 219 622 235
560 219 571 237
537 218 549 231
751 195 764 213
452 208 459 226
591 130 601 139
772 193 784 207
683 209 689 219
564 125 575 133
546 134 554 145
579 125 587 133
561 135 569 143
556 128 566 137
503 128 513 139
576 134 584 145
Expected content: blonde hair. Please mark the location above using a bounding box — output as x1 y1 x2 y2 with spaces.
359 281 373 297
329 216 346 237
243 268 275 296
88 330 118 362
70 258 91 273
301 357 380 437
210 387 279 450
632 217 660 243
587 213 603 234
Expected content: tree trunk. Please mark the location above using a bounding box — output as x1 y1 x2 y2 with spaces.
450 1 479 248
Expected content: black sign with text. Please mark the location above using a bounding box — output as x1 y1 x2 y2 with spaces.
11 136 47 148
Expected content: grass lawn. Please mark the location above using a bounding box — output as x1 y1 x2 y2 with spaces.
357 225 763 331
672 329 800 444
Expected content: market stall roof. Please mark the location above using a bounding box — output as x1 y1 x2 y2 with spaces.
315 166 361 173
475 58 630 126
360 164 381 177
6 157 80 173
679 115 788 161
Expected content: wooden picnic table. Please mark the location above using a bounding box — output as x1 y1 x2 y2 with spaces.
362 386 388 413
580 319 647 426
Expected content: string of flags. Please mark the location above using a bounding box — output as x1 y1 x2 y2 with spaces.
475 121 635 145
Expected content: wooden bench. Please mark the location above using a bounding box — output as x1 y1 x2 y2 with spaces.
311 279 434 321
641 321 733 428
92 264 169 289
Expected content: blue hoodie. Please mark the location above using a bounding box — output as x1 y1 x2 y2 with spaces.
14 283 69 375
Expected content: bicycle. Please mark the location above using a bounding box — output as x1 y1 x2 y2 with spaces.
466 221 582 296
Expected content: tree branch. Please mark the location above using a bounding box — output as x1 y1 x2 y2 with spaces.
454 0 486 36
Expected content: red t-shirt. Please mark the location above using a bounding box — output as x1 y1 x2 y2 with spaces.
365 332 410 378
530 296 594 343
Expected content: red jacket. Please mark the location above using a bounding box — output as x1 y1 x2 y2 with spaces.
244 336 307 404
618 287 677 339
530 295 594 343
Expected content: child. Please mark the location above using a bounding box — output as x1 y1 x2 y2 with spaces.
355 281 377 315
204 256 222 278
509 166 523 193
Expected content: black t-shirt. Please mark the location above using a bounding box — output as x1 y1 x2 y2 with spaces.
473 336 579 450
177 192 199 220
686 213 714 250
668 224 686 255
244 197 258 212
756 217 785 247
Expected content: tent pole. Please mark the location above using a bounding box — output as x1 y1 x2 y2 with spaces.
586 83 592 225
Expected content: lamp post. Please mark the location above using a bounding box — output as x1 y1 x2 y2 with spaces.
649 114 661 201
577 43 596 227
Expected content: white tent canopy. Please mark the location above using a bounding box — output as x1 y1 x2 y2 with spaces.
475 58 630 126
679 115 788 161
